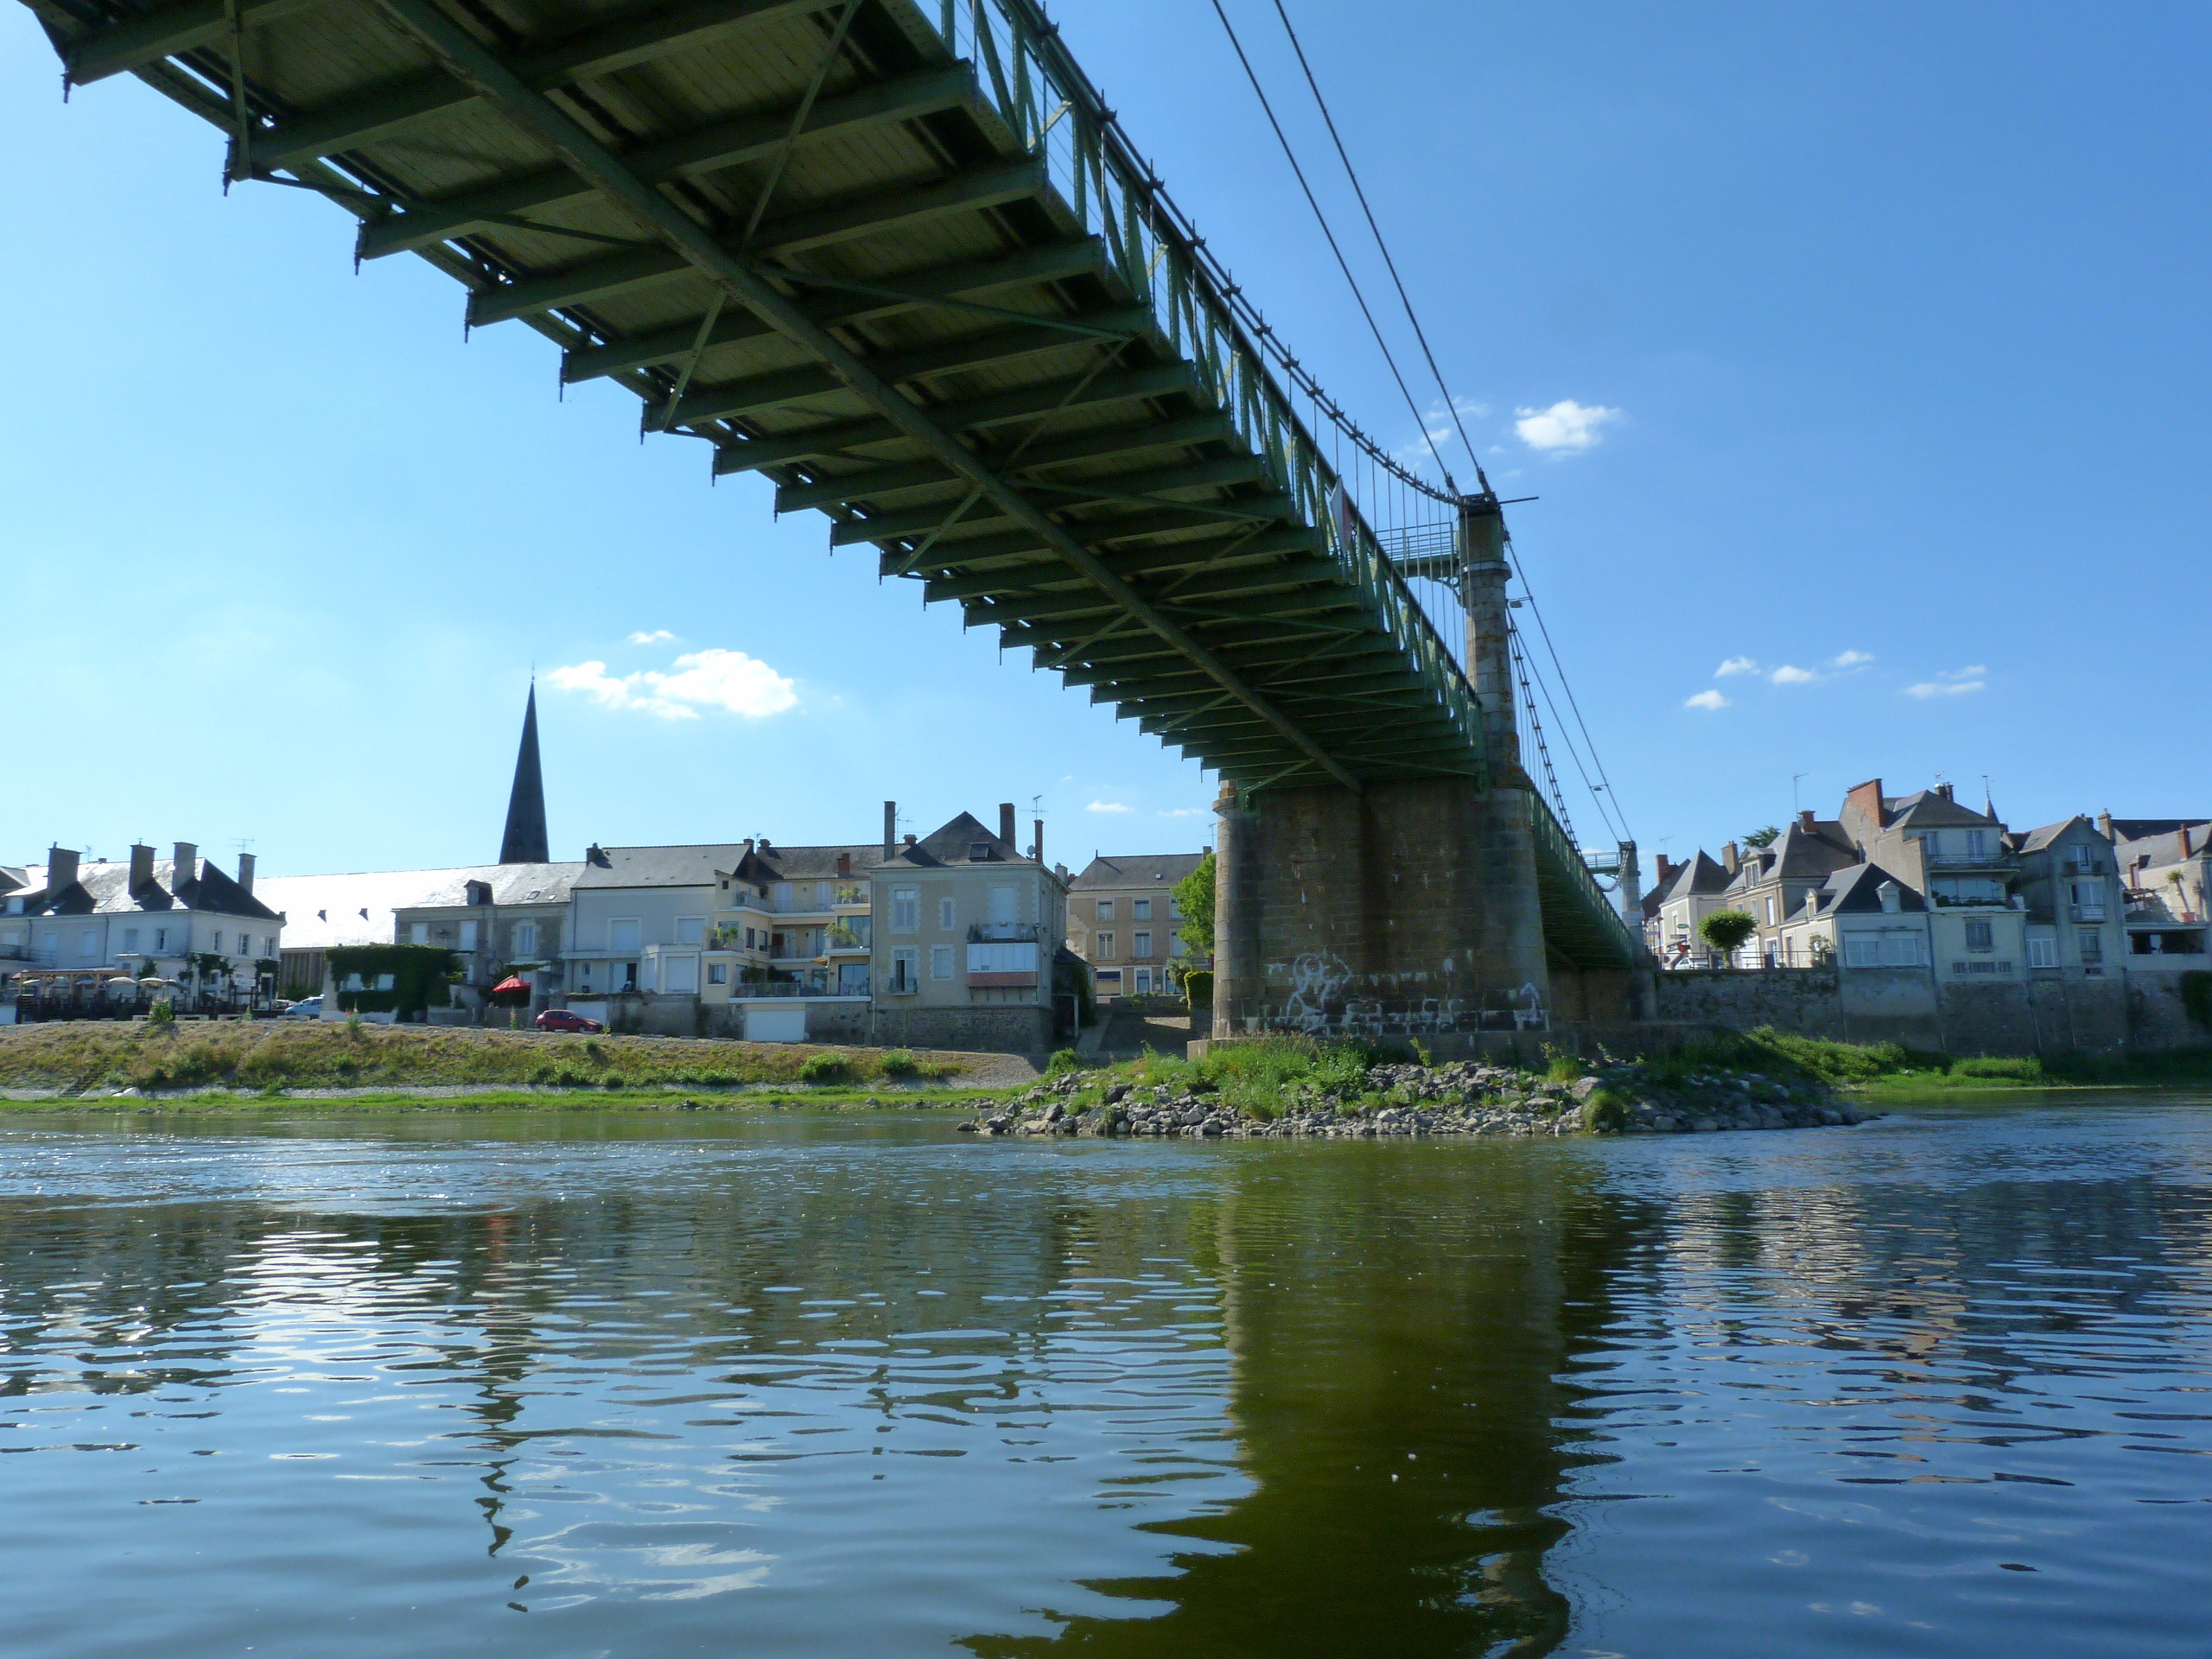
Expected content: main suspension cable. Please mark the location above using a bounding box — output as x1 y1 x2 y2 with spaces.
1267 0 1489 495
1205 0 1459 494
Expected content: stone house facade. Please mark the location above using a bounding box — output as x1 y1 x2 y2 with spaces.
1065 849 1210 1001
870 805 1068 1053
389 862 583 1014
0 842 282 1008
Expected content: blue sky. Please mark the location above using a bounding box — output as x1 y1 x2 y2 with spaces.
4 1 2206 879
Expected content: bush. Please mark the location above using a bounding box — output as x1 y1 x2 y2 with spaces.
1952 1056 2045 1080
797 1052 849 1084
1045 1047 1086 1077
146 1000 175 1027
877 1050 920 1078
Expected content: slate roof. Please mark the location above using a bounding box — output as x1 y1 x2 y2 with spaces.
2114 823 2212 869
10 859 279 923
2107 818 2198 843
1070 852 1211 891
1660 851 1732 900
1770 819 1858 881
880 812 1031 870
574 842 753 890
1886 790 2002 830
2013 817 2100 855
255 865 577 951
745 842 886 883
1819 862 1929 915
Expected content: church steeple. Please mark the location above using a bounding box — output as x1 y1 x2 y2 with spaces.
499 683 550 864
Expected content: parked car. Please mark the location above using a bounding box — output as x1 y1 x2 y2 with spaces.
282 995 323 1018
535 1008 603 1033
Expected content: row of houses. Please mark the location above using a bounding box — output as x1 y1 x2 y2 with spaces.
3 696 1212 1052
1644 777 2208 1050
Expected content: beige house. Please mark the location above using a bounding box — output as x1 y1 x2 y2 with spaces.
1649 849 1734 967
390 863 584 1014
871 804 1067 1053
702 838 879 1003
1065 850 1210 1000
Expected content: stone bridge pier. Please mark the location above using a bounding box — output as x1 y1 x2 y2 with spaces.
1211 498 1567 1048
1212 773 1555 1043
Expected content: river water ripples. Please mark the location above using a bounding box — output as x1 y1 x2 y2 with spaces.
1 1097 2207 1656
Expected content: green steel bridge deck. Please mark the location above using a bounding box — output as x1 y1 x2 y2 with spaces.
25 0 1643 969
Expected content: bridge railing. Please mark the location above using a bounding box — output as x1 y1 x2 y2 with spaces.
1526 788 1647 965
925 0 1486 784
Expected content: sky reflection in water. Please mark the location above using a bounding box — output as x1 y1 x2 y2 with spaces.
0 1099 2208 1657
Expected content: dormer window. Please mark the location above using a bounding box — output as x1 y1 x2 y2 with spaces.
969 842 992 861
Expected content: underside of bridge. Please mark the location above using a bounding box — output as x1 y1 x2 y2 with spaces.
26 0 1649 1014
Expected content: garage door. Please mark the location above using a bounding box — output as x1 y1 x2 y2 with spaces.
744 1004 807 1043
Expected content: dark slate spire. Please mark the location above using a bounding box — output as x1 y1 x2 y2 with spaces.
499 683 550 864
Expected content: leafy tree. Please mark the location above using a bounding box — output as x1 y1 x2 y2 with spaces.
1741 825 1782 849
1173 852 1216 961
1700 909 1758 959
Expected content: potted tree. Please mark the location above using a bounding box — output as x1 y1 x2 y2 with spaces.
1699 909 1758 969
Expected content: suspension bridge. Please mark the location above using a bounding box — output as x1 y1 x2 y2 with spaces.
23 0 1653 1041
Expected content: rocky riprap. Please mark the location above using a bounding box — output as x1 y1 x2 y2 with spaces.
955 1059 1878 1140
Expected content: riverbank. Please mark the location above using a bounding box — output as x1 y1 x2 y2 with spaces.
0 1020 1005 1099
958 1036 1873 1139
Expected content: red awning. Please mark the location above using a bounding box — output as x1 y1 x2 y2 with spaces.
492 975 531 994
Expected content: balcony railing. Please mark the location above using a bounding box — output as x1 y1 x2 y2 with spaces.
967 922 1043 943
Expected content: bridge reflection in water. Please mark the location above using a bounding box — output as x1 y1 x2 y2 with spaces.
4 1113 2209 1657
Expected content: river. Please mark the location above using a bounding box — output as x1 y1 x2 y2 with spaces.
2 1096 2207 1656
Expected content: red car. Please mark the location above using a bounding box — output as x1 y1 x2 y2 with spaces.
535 1008 604 1033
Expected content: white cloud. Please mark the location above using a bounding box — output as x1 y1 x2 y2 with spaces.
1768 664 1818 685
1085 800 1133 814
1514 399 1622 454
1685 689 1730 711
626 629 675 645
1942 664 1986 679
1158 806 1207 818
1826 649 1875 671
1904 678 1985 699
546 646 797 721
1716 656 1760 677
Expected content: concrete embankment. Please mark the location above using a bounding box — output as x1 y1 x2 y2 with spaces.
960 1058 1876 1140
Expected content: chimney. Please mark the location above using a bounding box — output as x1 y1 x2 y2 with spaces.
172 842 197 885
1846 779 1886 830
999 802 1017 848
1936 783 1955 802
1033 817 1045 864
1722 841 1739 875
46 844 80 893
1653 853 1675 889
237 852 256 896
883 801 897 862
1798 810 1816 834
904 833 916 848
836 852 850 876
129 843 154 892
2097 809 2113 840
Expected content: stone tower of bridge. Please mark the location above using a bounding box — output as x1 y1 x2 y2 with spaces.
1212 498 1555 1047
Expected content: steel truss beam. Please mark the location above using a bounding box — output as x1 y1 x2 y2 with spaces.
774 410 1230 510
359 64 978 260
465 156 1045 327
64 0 321 85
565 240 1098 382
251 0 839 168
371 0 1360 790
833 485 1291 550
662 306 1147 432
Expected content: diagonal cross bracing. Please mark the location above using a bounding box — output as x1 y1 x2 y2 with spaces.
369 0 1363 791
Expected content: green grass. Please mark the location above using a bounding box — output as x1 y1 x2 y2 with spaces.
1673 1027 2212 1096
0 1084 996 1116
0 1020 965 1099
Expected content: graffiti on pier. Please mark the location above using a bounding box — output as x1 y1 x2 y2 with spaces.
1281 951 1352 1033
1250 957 1549 1036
